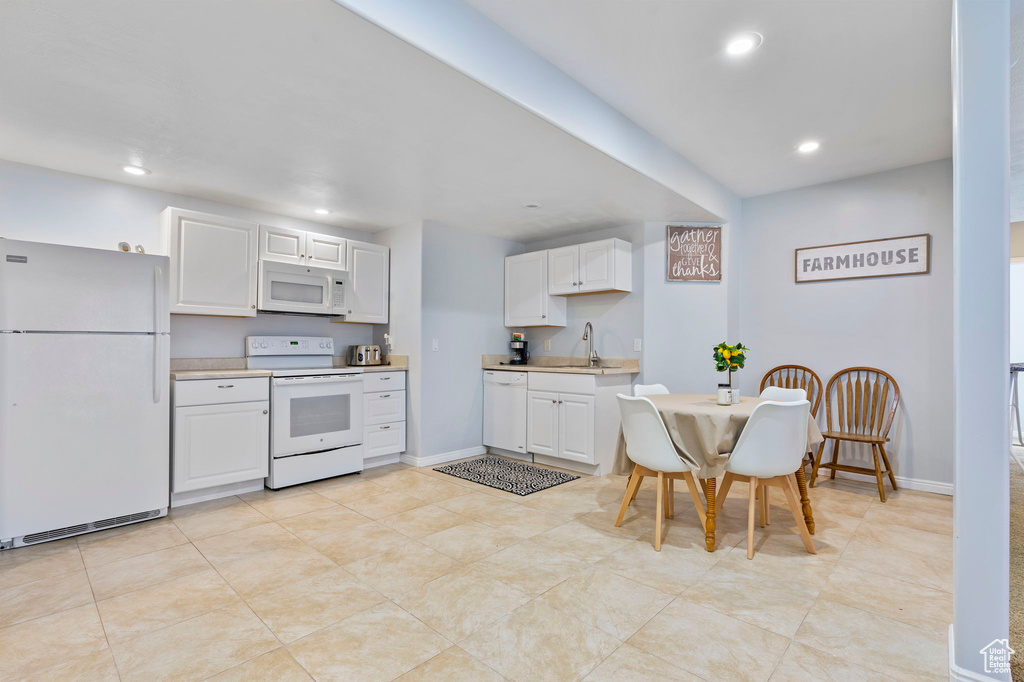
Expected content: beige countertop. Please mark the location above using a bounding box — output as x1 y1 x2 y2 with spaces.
481 355 639 375
170 368 274 381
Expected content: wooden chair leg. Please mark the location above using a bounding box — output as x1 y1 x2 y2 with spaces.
765 487 771 525
828 439 840 480
616 465 643 527
782 475 816 554
704 478 717 552
871 445 887 502
716 472 734 513
668 478 675 519
758 486 766 528
629 474 642 505
810 440 827 487
746 476 758 559
654 472 664 551
794 466 815 534
683 472 707 531
878 443 898 490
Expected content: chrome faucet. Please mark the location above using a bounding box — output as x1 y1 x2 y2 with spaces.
582 322 600 367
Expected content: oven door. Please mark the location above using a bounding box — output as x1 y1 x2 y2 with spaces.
271 375 363 457
258 260 334 315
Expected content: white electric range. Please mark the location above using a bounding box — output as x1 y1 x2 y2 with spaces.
246 336 363 489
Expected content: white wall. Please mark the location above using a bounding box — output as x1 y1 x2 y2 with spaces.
521 224 644 361
1011 262 1024 363
0 160 376 358
737 159 954 489
420 222 524 458
641 219 740 393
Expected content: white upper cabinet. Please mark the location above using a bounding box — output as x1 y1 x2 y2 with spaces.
545 238 632 295
259 225 347 271
579 239 631 292
547 246 580 295
162 207 258 317
338 240 389 324
259 225 305 265
505 251 567 327
306 232 347 270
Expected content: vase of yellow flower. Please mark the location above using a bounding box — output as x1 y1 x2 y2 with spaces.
713 342 748 404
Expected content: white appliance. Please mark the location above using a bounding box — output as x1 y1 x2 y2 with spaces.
0 239 170 549
246 336 363 488
258 260 347 316
483 370 528 454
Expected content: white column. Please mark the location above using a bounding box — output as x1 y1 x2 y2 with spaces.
950 0 1011 679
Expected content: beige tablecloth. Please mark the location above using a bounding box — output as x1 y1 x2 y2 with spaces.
614 394 824 478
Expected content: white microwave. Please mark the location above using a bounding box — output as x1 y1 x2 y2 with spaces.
258 260 347 316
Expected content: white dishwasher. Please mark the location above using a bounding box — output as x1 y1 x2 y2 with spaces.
483 370 528 454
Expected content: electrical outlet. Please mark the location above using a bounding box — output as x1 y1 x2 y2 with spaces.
431 339 439 351
544 339 551 351
633 338 642 352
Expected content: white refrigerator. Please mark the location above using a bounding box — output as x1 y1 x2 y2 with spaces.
0 239 170 548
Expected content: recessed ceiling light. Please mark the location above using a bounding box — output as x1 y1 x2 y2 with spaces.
314 208 332 215
726 32 763 56
797 141 821 153
524 203 542 209
121 164 150 176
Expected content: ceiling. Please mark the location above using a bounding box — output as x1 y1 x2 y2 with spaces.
466 0 954 198
0 0 716 241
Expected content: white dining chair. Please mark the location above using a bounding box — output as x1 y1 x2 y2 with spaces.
634 383 670 397
616 394 705 551
758 386 806 402
715 399 816 559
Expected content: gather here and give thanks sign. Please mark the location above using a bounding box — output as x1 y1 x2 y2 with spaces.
666 225 722 282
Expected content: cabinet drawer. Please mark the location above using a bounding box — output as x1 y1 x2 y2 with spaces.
364 390 406 425
527 372 596 395
364 422 406 457
175 377 269 407
363 371 406 392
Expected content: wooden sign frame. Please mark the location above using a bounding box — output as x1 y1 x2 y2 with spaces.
794 234 930 283
666 225 722 282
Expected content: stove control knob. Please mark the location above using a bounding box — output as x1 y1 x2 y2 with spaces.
326 340 332 349
250 340 258 349
261 341 267 349
319 341 325 348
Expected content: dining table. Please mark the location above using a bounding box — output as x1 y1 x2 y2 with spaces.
613 393 824 551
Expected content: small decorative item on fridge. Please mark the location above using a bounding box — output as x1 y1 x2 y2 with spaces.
713 341 749 404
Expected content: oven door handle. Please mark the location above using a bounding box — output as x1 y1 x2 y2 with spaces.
273 375 363 386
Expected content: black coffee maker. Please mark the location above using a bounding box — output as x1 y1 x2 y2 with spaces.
509 340 530 365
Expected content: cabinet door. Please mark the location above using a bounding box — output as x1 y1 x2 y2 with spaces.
364 390 406 425
505 251 549 326
173 401 269 493
578 240 615 292
558 393 596 464
259 225 305 265
527 391 559 457
306 232 347 271
364 422 406 458
163 208 258 316
548 246 579 295
341 241 389 324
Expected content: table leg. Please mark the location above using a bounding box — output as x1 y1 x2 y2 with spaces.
704 477 717 552
794 466 815 535
1013 372 1024 447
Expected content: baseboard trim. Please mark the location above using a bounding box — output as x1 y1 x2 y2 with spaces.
364 454 400 469
948 625 1007 682
828 469 953 496
401 446 486 468
170 479 265 508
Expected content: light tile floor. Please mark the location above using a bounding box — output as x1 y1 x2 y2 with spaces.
0 459 953 681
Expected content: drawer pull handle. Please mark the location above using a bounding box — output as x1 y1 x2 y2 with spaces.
380 377 391 380
380 425 391 430
263 410 268 414
380 394 391 398
217 385 234 389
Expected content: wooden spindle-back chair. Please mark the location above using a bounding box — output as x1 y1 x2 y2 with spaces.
760 365 823 418
810 367 901 501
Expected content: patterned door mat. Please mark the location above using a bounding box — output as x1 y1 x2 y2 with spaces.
433 456 580 496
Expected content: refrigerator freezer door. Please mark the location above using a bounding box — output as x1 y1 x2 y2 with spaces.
0 333 170 541
0 240 169 333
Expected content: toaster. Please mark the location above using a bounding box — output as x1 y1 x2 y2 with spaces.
349 344 383 366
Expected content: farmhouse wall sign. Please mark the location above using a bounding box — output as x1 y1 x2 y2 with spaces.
667 225 722 282
795 234 930 283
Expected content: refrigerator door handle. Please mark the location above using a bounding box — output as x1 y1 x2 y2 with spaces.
153 335 162 404
154 265 167 333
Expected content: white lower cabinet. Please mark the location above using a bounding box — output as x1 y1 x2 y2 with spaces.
525 372 632 474
172 378 270 504
362 371 406 459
